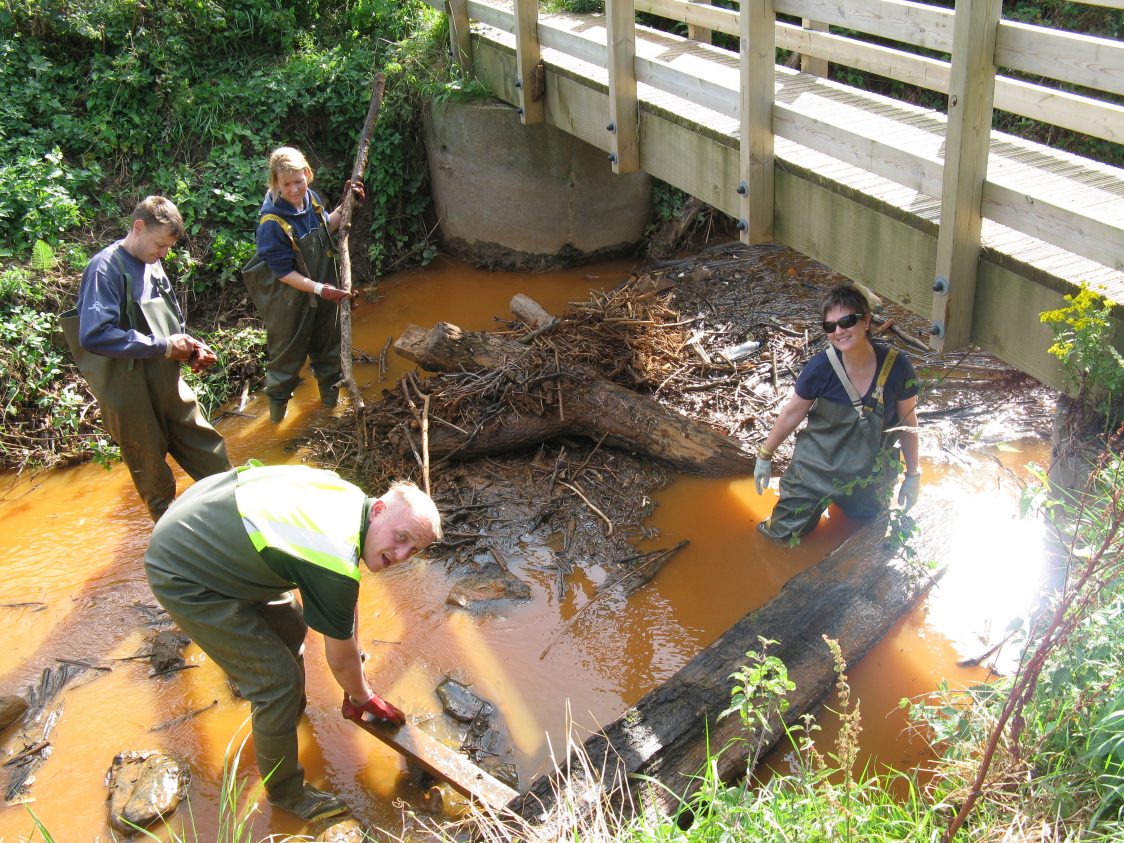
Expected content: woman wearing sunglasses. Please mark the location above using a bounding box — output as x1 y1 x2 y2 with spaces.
754 283 921 542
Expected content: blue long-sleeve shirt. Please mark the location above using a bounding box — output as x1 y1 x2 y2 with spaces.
77 242 184 358
254 189 330 277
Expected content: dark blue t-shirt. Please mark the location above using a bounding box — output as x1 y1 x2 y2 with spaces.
795 342 919 426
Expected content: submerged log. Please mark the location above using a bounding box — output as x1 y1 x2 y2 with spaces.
511 498 952 825
394 321 756 476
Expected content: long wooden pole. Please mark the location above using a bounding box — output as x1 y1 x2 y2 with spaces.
337 71 387 416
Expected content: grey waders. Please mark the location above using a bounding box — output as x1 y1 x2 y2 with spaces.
61 250 229 521
760 347 901 542
242 200 343 422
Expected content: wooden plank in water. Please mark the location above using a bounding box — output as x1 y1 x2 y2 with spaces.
350 715 519 812
513 488 961 822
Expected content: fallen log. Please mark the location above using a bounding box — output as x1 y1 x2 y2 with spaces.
511 497 952 825
394 321 757 476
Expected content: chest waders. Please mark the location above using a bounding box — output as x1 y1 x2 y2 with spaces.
61 252 229 521
144 467 347 822
761 347 900 542
242 199 342 421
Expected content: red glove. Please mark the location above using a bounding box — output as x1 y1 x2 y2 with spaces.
342 692 405 727
318 284 358 306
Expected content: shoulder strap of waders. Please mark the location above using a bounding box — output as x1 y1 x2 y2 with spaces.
258 212 316 281
825 345 865 418
868 347 898 411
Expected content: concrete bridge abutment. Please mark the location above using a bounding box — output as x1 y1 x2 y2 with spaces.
423 98 651 270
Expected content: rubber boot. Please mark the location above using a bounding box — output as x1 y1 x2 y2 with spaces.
255 729 347 822
319 384 339 409
269 399 288 423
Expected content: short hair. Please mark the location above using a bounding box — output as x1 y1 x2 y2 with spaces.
821 283 871 320
268 146 314 201
131 196 184 239
384 480 443 543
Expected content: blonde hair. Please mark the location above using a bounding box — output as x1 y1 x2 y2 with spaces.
267 146 314 201
384 481 443 543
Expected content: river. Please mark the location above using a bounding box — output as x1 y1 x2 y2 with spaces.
0 255 1054 840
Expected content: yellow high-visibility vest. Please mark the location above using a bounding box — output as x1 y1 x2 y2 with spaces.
234 463 365 581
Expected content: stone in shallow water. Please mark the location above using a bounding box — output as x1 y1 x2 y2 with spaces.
436 676 495 723
0 695 28 730
316 817 367 842
105 749 190 833
446 565 531 612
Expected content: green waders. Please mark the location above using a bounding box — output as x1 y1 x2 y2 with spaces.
760 349 900 542
61 262 230 522
145 471 345 822
243 209 342 421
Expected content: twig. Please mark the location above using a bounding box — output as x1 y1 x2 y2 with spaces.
378 335 393 382
558 481 613 536
539 541 688 659
151 700 218 732
149 664 198 679
487 545 510 574
421 393 431 497
3 742 49 767
571 432 610 481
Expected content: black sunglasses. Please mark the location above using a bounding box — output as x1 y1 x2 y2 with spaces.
822 313 864 334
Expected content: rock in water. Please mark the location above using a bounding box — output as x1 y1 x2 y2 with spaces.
105 750 190 832
446 565 531 612
436 677 495 723
316 817 367 842
0 695 28 730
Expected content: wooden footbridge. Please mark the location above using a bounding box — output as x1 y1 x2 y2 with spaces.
422 0 1124 392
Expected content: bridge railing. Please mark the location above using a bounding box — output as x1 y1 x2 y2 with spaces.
639 0 1124 148
433 0 1123 351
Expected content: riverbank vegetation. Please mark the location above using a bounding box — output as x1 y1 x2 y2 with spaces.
0 0 459 471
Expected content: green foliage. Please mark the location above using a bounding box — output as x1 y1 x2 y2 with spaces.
31 240 55 272
0 148 94 256
181 324 267 419
543 0 604 12
0 267 41 303
721 637 795 740
1041 284 1124 427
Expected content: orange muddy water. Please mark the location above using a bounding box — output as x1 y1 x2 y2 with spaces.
0 257 1052 840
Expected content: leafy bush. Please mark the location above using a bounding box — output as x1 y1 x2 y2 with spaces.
1041 284 1124 428
0 148 94 256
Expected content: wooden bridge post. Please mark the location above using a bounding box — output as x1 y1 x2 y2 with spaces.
446 0 473 77
740 0 776 244
513 0 544 125
930 0 1002 351
688 0 713 45
606 0 641 173
800 19 828 77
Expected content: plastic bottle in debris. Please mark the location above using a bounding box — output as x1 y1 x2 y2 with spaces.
718 339 761 362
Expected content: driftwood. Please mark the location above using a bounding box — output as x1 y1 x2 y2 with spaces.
511 497 952 825
394 321 757 476
337 71 386 414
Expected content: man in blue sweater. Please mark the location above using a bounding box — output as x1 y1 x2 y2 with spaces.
66 196 231 520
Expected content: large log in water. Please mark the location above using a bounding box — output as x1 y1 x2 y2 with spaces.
394 321 757 476
511 503 950 825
